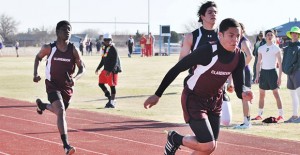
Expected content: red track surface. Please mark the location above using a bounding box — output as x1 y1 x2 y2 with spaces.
0 97 299 155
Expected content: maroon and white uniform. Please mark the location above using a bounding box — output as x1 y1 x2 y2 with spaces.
45 42 76 102
155 42 246 123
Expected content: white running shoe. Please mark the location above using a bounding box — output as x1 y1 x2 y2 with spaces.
233 123 252 129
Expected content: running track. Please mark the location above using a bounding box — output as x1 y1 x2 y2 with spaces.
0 97 299 155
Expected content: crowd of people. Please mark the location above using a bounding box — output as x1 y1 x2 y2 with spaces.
29 1 300 155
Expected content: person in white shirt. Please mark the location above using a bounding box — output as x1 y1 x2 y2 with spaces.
254 29 284 122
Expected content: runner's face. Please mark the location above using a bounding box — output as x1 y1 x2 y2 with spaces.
57 25 71 41
201 7 217 25
219 27 241 51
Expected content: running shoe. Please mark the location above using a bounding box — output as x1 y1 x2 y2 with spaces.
251 115 263 121
276 116 284 122
233 123 252 129
36 99 46 115
284 116 299 123
292 117 300 123
64 145 76 155
164 131 180 155
104 100 115 108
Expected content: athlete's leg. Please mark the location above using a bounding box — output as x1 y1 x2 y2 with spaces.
99 83 111 101
258 89 266 115
45 92 70 148
272 88 283 109
110 86 116 100
183 118 218 154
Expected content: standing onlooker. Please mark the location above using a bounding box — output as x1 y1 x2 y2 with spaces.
144 18 253 155
145 33 154 57
253 30 284 122
85 39 90 55
140 34 147 57
127 35 134 58
252 31 266 82
0 41 3 56
79 38 84 56
233 23 253 129
15 40 19 57
89 40 93 55
33 20 86 154
282 26 300 123
96 40 102 54
95 33 121 108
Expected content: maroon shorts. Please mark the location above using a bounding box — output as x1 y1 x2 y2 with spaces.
99 70 118 86
181 87 222 123
45 79 73 107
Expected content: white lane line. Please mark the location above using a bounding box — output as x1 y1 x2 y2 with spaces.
0 151 10 155
5 106 297 154
218 141 298 155
0 128 106 155
0 114 191 153
8 107 187 134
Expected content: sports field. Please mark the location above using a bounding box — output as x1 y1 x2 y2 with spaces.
0 47 299 154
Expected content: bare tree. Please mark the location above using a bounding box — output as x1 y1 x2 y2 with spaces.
81 29 100 39
0 14 18 43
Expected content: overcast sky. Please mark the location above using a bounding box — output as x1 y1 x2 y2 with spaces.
1 0 299 35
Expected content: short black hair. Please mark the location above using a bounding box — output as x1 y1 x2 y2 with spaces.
56 20 71 31
219 18 240 33
265 29 274 36
197 1 217 23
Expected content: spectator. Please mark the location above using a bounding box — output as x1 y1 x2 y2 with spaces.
253 30 284 122
145 33 154 57
79 39 84 56
95 33 121 108
252 31 266 82
127 35 134 58
15 41 19 57
140 34 147 57
282 26 300 123
0 41 2 56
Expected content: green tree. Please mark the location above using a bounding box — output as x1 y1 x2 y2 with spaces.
163 31 179 43
134 30 142 44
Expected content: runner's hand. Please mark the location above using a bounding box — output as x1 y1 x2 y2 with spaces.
144 95 159 109
33 76 41 83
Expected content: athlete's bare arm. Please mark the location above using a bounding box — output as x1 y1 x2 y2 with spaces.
241 40 253 65
33 44 51 82
178 33 193 61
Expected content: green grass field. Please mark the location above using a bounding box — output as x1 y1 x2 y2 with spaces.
0 48 299 141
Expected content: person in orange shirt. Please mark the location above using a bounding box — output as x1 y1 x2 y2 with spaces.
140 34 147 57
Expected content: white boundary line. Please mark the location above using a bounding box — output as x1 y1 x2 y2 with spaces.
2 106 299 154
13 107 186 134
0 114 191 153
0 151 10 155
0 128 106 155
218 141 297 155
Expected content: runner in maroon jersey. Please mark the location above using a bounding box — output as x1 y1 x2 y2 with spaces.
33 20 86 155
144 18 253 155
